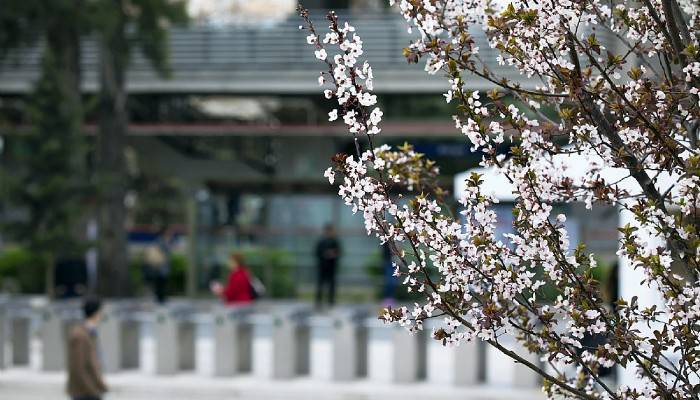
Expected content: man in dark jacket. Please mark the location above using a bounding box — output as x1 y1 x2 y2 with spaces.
315 224 342 308
67 297 107 400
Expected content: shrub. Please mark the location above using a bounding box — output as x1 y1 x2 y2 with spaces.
0 246 46 294
240 247 296 298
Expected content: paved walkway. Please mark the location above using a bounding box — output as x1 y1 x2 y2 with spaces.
0 369 544 400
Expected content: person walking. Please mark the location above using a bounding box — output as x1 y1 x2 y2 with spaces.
66 297 108 400
315 224 342 308
210 252 254 305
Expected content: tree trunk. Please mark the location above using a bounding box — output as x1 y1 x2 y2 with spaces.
96 0 131 297
43 1 83 298
45 4 81 114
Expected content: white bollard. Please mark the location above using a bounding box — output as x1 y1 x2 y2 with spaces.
39 303 81 371
309 317 334 381
153 308 178 375
250 306 311 379
11 316 31 366
39 307 65 371
150 307 197 375
139 314 156 375
425 319 482 385
120 317 140 370
207 305 253 377
486 334 541 388
178 319 196 371
98 302 142 373
194 313 214 376
98 303 121 373
366 318 426 383
309 307 368 381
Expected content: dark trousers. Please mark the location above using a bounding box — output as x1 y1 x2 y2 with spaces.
152 275 167 304
72 397 101 400
316 264 337 307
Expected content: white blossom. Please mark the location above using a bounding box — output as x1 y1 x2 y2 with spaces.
314 49 327 61
328 109 338 121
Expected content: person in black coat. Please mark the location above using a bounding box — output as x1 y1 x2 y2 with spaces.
315 224 341 308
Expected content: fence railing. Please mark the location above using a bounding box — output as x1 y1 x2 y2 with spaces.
0 298 544 390
0 11 619 94
0 12 415 72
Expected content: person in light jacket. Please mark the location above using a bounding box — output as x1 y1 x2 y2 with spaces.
66 297 107 400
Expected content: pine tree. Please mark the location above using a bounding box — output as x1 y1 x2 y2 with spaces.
1 0 187 297
0 0 87 296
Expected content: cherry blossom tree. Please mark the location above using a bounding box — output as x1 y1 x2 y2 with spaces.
300 1 700 398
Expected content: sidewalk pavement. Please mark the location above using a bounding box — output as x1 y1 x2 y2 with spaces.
0 369 545 400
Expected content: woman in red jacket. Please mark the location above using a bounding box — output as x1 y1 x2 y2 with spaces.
210 252 254 304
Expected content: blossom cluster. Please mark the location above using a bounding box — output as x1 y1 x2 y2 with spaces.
299 8 382 137
301 1 700 399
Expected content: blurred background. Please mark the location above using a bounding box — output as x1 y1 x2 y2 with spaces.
0 0 621 303
0 0 478 303
0 1 625 398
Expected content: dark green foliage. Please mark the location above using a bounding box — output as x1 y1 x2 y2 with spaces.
0 246 47 293
128 257 147 294
89 0 189 76
130 176 185 226
167 253 188 295
131 0 188 75
364 248 383 279
0 1 91 58
1 0 88 296
1 50 87 281
0 2 42 54
1 0 189 297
